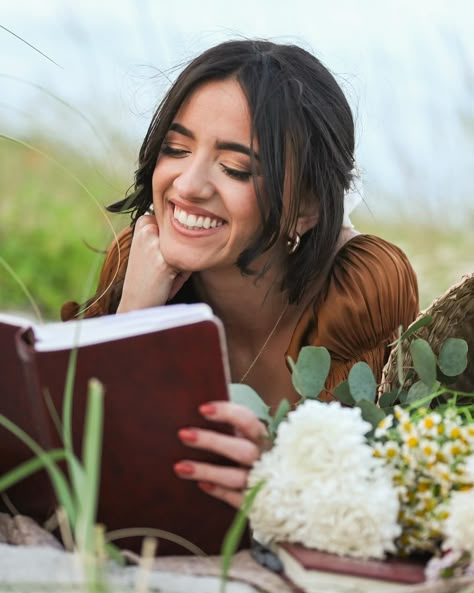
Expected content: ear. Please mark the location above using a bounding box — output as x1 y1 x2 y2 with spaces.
295 208 319 236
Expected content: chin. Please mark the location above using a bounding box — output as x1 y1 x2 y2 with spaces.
160 246 205 273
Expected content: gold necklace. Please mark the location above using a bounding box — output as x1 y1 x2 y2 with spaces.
239 302 289 383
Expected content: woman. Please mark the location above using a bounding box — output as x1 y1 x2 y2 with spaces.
62 39 419 510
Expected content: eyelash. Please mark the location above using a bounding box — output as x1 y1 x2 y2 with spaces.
160 144 252 182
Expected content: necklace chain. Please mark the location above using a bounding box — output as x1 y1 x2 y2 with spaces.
239 302 289 383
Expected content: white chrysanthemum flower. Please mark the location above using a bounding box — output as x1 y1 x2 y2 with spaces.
248 400 400 559
463 455 474 481
375 414 394 438
443 488 474 557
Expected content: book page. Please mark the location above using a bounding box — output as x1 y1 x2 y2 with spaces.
30 304 215 351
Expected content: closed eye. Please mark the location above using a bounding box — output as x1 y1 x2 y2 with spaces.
160 145 189 157
220 164 252 182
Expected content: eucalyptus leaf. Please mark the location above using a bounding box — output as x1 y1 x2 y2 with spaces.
410 339 437 388
407 380 440 403
356 400 386 430
291 346 331 398
269 398 291 439
379 390 399 408
399 315 432 343
438 338 468 376
348 362 377 402
332 381 355 406
398 391 409 404
229 384 271 423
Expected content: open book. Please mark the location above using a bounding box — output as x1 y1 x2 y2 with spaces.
274 543 426 593
0 304 237 554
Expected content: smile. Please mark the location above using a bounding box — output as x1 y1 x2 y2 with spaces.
173 205 225 230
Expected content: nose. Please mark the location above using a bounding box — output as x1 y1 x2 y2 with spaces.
172 157 215 201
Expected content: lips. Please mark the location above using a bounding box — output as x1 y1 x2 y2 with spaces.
172 204 225 230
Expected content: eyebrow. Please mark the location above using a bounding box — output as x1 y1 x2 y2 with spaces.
168 122 260 160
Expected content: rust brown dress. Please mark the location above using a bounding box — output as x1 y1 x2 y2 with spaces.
62 227 419 394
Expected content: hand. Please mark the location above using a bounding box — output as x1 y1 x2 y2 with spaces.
117 215 191 313
174 401 270 509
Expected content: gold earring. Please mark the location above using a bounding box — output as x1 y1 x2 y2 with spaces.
287 232 301 254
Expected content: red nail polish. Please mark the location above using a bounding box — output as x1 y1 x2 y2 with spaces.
199 403 217 416
178 428 198 443
174 462 195 476
198 482 215 492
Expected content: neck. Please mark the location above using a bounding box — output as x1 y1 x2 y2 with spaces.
193 265 288 341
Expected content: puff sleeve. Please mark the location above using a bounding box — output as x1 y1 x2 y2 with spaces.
61 226 133 320
286 235 419 400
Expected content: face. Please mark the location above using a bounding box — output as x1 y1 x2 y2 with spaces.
152 78 263 273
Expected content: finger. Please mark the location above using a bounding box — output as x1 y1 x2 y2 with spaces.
173 460 248 490
178 427 260 466
134 213 159 231
198 401 269 444
198 482 244 509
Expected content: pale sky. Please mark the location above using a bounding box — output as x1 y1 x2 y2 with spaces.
1 0 473 222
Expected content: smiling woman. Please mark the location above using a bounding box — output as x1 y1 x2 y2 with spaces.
61 39 419 514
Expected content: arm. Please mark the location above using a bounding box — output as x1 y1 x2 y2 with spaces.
117 215 190 312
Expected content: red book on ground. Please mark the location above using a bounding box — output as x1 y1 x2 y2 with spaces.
0 304 238 554
275 543 426 593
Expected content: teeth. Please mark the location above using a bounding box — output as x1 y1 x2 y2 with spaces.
173 206 223 229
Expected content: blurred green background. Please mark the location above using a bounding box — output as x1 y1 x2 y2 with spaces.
1 133 472 321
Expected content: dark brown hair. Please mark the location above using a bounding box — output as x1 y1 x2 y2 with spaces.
109 39 355 303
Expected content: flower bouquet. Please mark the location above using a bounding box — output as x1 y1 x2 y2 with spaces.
230 313 474 593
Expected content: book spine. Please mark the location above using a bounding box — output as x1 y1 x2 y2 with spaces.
15 328 55 451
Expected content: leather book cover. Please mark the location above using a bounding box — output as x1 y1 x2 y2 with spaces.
278 543 426 589
1 307 240 555
0 316 56 519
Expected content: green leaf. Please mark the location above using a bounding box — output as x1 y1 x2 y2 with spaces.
398 391 409 404
438 338 468 377
399 315 432 343
220 481 264 593
379 390 400 408
348 362 377 402
407 380 440 403
410 339 437 388
291 346 331 398
229 384 271 423
268 399 291 439
332 381 355 406
356 400 386 430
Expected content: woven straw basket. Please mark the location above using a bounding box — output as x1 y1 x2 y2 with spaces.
379 272 474 397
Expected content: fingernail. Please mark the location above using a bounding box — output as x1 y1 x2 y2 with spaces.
174 462 195 476
199 403 217 416
178 428 198 443
198 482 215 492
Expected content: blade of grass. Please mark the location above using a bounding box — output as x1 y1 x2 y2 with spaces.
0 25 62 68
0 414 77 527
76 379 104 552
220 481 264 593
0 450 67 491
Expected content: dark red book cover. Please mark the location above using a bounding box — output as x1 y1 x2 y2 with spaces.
280 543 426 585
1 306 240 554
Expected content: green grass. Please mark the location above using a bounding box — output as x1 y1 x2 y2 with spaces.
352 210 474 309
0 133 472 319
0 136 130 320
